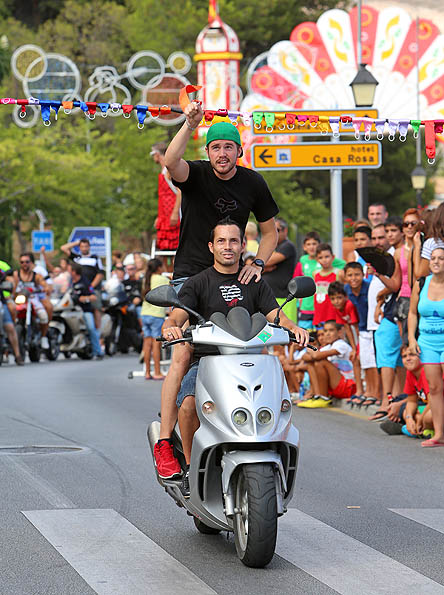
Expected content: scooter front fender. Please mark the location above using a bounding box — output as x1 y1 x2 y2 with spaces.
221 450 287 517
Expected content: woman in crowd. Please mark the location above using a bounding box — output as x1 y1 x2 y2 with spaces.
140 258 169 380
393 208 421 340
414 203 444 278
408 247 444 447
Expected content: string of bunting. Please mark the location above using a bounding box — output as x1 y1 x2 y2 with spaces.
1 84 442 164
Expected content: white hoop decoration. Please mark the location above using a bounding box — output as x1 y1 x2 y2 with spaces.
321 129 328 135
122 112 131 119
137 122 144 130
43 119 51 126
126 50 165 90
364 132 371 141
354 132 360 140
11 44 48 83
287 123 295 130
413 131 419 139
19 110 26 119
265 125 273 132
310 120 318 128
399 134 407 142
428 158 435 165
332 130 340 138
254 122 262 129
278 122 286 130
167 51 192 75
388 134 395 141
64 108 71 115
377 133 384 140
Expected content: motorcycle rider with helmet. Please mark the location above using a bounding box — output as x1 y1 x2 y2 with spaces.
0 260 24 365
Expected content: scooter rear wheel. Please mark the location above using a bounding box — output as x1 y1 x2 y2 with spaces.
193 516 221 535
233 463 277 568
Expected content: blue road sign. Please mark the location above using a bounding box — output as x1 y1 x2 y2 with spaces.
32 230 54 253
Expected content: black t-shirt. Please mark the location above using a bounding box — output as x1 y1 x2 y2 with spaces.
71 277 94 312
172 160 279 279
262 239 297 298
69 251 104 286
178 266 278 323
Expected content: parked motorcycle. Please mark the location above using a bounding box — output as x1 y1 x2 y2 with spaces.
49 288 93 360
146 277 316 568
102 278 142 356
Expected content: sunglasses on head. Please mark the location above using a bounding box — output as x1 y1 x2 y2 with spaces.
403 221 417 227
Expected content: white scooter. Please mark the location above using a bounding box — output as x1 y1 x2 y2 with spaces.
146 277 316 568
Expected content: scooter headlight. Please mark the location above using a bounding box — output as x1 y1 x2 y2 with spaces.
281 399 291 412
202 401 215 414
232 409 248 425
257 408 273 425
15 295 26 304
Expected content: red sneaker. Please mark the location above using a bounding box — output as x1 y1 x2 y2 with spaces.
154 440 182 479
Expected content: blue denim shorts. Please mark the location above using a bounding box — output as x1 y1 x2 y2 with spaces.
141 315 164 338
176 362 199 408
1 302 12 325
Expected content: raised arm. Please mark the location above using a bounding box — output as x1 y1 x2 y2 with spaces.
164 103 203 183
60 239 79 256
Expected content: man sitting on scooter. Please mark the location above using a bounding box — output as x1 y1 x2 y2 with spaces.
160 218 309 497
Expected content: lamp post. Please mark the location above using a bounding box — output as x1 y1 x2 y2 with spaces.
411 165 426 207
350 63 379 219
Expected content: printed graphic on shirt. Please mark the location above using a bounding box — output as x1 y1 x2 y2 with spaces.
215 197 237 214
220 284 244 307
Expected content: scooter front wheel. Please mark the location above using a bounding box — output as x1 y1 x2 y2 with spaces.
233 463 277 568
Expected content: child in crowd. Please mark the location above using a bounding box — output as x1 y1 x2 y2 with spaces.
312 243 344 327
344 262 380 406
298 320 356 408
385 217 404 251
280 331 319 400
380 346 434 437
349 226 373 279
328 281 363 396
245 221 259 254
293 232 345 329
140 258 169 380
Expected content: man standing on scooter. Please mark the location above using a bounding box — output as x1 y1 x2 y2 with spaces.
154 100 280 480
159 219 309 497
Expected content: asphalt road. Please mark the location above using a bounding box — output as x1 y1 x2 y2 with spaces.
1 355 444 595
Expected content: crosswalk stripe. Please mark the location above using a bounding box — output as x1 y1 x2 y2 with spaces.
390 509 444 534
23 509 217 595
276 508 444 594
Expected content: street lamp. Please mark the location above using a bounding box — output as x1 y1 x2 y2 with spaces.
411 164 426 206
350 63 379 107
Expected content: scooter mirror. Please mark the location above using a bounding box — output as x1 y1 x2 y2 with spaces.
287 276 316 299
146 284 207 325
145 285 182 308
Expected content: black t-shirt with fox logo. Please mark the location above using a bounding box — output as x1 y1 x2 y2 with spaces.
172 160 278 279
178 266 278 323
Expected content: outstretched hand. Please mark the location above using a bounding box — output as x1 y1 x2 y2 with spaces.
184 101 203 130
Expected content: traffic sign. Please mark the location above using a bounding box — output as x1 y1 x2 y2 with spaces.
251 142 382 171
252 109 379 136
31 230 54 252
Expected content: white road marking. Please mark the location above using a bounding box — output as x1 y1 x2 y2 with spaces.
390 509 444 534
23 509 217 595
2 455 76 508
276 508 444 595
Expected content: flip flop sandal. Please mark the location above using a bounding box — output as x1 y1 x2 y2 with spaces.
421 438 444 448
369 410 388 422
348 395 366 408
361 397 378 408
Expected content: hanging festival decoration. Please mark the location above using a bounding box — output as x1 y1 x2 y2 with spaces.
1 89 442 163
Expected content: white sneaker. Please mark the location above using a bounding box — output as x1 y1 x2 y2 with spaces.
41 336 49 350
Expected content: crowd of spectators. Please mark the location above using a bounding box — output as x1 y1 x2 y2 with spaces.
275 202 444 449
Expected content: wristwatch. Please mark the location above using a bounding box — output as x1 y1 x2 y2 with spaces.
252 258 265 271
